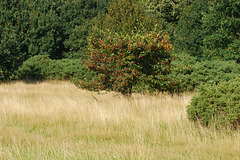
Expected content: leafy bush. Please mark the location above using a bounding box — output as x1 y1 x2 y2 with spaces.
187 77 240 129
172 55 240 91
14 55 92 81
14 55 51 80
47 59 95 81
76 30 182 95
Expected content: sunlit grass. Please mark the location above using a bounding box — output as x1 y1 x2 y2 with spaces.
0 81 239 159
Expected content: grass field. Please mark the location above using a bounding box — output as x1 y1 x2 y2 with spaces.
0 81 240 159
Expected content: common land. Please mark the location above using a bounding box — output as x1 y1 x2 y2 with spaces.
0 81 239 159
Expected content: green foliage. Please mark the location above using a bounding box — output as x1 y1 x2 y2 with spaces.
142 0 193 36
187 77 240 129
25 0 109 59
175 0 240 61
77 30 181 95
174 0 208 58
47 59 94 81
172 55 240 91
76 0 184 95
1 0 239 90
170 53 196 91
14 55 51 80
0 0 30 81
202 0 240 61
14 55 92 81
0 0 109 81
60 0 109 58
91 0 156 37
26 0 65 59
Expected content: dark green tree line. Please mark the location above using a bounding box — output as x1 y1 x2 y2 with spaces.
0 0 109 81
174 0 240 61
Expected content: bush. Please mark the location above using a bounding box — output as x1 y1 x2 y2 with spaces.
77 30 182 95
47 59 94 81
187 77 240 129
14 55 51 80
171 55 240 91
14 55 93 81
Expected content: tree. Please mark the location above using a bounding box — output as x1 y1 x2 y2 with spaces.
141 0 194 36
202 0 240 61
91 0 156 36
76 29 180 95
0 0 29 81
75 0 182 95
174 0 208 58
174 0 240 61
60 0 109 59
0 0 109 81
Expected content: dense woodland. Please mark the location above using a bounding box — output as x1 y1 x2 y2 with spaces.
0 0 239 89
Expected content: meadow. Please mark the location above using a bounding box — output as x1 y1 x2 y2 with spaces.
0 81 239 160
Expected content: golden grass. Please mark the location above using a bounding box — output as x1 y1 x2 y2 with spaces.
0 81 240 159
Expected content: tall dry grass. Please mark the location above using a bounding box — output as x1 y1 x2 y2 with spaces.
0 81 239 159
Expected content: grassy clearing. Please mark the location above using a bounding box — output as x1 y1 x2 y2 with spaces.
0 81 239 159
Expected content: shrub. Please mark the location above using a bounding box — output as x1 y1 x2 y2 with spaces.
14 55 93 81
76 30 182 95
14 55 51 80
187 77 240 129
47 59 94 81
171 56 240 91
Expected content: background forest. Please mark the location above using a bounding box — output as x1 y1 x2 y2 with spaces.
0 0 239 91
